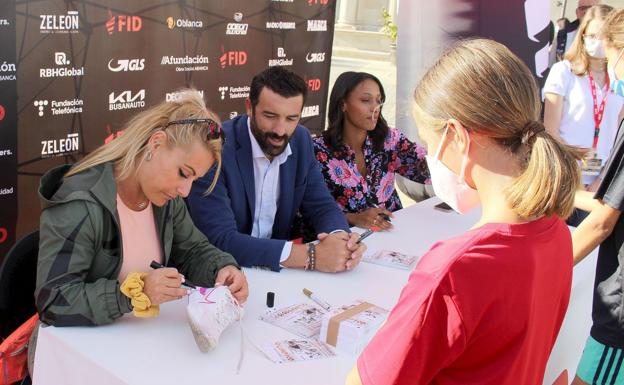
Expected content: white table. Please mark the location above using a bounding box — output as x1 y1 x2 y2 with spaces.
32 198 596 385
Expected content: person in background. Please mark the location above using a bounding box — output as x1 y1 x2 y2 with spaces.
186 66 366 273
347 39 581 385
556 18 571 62
31 90 248 370
566 0 602 53
544 5 622 190
570 9 624 385
313 71 430 231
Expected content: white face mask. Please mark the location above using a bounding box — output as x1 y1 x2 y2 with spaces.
608 48 624 97
425 126 480 214
584 37 606 58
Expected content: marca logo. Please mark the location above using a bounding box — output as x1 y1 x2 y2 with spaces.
166 90 204 102
266 21 296 30
167 17 203 29
108 90 145 111
226 12 248 35
308 0 329 4
0 61 16 81
307 78 321 91
0 187 13 196
106 11 142 35
161 55 209 72
0 227 7 244
306 52 326 63
40 52 84 78
34 98 83 117
302 105 320 118
218 86 249 100
41 133 80 157
268 47 293 67
108 58 145 72
220 49 247 68
0 105 4 121
40 11 79 33
307 20 327 31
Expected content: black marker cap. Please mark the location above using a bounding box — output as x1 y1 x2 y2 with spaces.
266 292 275 308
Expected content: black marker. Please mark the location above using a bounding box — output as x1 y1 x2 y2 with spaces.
150 260 197 289
356 228 374 244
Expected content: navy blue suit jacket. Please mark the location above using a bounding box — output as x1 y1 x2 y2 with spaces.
187 115 349 271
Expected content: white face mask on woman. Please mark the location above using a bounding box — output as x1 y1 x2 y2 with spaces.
585 37 606 58
424 125 480 214
608 48 624 96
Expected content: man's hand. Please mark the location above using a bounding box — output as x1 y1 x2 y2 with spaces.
315 232 365 272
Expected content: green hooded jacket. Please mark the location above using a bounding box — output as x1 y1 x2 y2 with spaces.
35 162 239 326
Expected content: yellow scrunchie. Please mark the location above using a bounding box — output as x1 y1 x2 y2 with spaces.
120 272 160 317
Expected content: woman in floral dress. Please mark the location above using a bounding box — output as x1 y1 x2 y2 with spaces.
314 72 430 230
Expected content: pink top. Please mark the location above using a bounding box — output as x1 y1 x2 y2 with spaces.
116 195 163 281
357 216 573 385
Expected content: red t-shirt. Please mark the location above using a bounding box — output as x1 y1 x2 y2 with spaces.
357 216 572 385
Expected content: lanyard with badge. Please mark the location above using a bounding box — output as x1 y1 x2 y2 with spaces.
582 71 610 178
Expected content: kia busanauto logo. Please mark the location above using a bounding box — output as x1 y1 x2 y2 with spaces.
109 90 145 110
108 58 145 72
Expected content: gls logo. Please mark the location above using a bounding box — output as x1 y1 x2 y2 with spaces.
106 11 142 35
306 52 326 63
220 49 247 68
108 58 145 72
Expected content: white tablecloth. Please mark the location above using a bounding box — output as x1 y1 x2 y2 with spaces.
32 198 596 385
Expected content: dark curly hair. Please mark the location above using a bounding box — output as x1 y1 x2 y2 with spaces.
322 71 389 152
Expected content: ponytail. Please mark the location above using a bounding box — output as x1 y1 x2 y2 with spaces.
505 120 582 219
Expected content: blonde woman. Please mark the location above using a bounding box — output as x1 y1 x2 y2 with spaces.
544 5 623 188
34 89 248 331
570 9 624 385
347 39 581 385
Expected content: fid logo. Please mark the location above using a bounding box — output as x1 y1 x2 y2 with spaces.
106 11 142 35
219 49 247 68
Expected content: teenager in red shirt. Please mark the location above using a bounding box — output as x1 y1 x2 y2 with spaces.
347 39 582 385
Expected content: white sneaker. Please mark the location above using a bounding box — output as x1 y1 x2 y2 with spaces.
186 286 243 352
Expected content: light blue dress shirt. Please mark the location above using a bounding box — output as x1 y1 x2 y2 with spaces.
247 118 293 263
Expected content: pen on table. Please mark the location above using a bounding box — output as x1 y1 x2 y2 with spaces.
150 260 197 289
302 288 331 311
356 228 374 244
371 203 392 222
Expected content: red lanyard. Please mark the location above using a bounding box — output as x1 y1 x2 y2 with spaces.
588 71 610 150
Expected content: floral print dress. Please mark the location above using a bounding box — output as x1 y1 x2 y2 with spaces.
313 127 430 214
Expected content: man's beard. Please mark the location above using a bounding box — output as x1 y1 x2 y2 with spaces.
250 115 292 157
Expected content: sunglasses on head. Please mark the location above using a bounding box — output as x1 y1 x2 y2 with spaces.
162 118 225 143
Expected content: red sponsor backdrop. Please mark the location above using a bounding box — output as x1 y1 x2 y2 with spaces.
0 0 336 261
